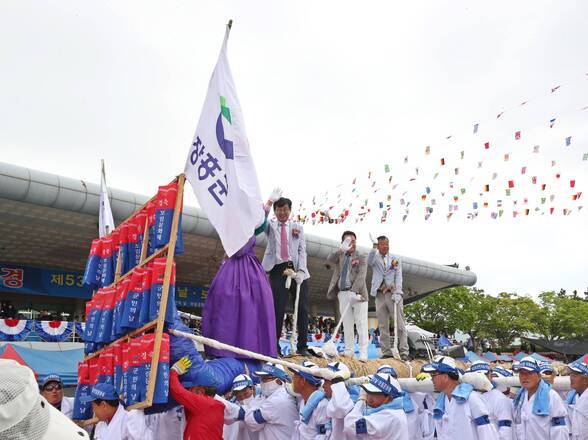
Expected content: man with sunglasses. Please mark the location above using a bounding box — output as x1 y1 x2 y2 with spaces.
40 374 75 420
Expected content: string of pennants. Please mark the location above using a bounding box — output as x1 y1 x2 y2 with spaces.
295 74 588 224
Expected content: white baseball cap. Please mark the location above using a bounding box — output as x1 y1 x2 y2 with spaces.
360 372 402 397
0 359 89 439
326 361 351 380
231 374 254 392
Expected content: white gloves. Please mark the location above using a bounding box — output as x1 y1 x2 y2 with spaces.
340 237 352 253
294 271 305 285
392 293 403 305
269 187 283 202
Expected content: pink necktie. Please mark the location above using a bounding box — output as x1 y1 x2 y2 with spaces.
280 223 289 261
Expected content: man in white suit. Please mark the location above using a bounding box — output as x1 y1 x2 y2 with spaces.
368 235 409 360
262 197 311 356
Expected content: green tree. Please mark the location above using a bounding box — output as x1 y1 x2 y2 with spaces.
536 291 588 340
481 293 541 347
404 286 488 342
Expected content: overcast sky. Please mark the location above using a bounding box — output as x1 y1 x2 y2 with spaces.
1 0 587 297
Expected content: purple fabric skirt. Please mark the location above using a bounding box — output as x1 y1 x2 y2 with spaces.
202 237 277 358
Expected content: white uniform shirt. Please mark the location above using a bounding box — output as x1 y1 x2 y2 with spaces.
482 388 514 440
434 391 499 440
412 392 436 440
342 400 409 440
242 386 298 440
60 396 75 419
325 382 354 439
515 388 569 440
144 406 185 440
94 405 146 440
567 390 588 440
220 395 260 440
404 394 423 440
293 395 330 440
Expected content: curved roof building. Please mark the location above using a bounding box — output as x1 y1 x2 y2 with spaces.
0 161 476 314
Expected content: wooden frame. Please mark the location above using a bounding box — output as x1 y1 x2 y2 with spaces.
82 174 185 411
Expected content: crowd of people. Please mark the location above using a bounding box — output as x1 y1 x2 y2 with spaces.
4 353 587 439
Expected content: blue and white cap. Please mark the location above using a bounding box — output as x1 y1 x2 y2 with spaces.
327 361 351 380
422 356 460 375
539 361 556 374
253 362 291 383
377 364 398 378
513 356 541 373
361 373 402 397
41 374 62 388
467 360 491 373
491 367 514 377
291 360 323 387
231 374 254 392
568 355 588 376
79 383 118 403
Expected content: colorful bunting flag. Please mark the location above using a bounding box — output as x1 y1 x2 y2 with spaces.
508 180 515 188
515 131 521 140
570 180 576 188
484 142 490 149
504 154 510 161
521 167 527 174
441 158 445 165
384 164 390 173
566 136 572 146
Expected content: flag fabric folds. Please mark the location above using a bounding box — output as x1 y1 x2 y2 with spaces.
184 23 264 257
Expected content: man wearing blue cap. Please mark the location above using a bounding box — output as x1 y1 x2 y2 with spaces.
240 362 298 440
80 382 146 440
512 356 568 440
220 374 260 440
376 364 426 439
566 355 588 440
343 372 408 439
40 374 74 420
467 361 514 440
290 360 331 439
169 356 225 440
323 361 353 439
424 356 498 440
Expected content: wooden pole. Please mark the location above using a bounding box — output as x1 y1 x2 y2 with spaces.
114 246 123 281
143 174 185 406
140 215 150 262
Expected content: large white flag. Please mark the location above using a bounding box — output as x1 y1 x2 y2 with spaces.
184 22 264 257
99 159 115 237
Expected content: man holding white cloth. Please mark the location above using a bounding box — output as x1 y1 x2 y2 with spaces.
326 231 369 362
